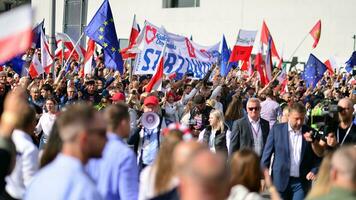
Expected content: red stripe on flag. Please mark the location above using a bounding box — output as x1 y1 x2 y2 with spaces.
229 45 253 63
0 28 32 64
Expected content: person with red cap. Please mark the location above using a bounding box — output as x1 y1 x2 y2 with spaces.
110 92 125 104
128 95 167 172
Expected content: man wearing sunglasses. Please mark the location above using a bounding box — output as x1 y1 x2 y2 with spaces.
230 98 270 157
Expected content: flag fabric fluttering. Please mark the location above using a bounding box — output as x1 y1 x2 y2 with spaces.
32 20 44 48
121 14 140 60
309 20 321 49
254 43 268 86
220 35 231 77
0 5 33 64
324 57 337 75
40 28 53 74
84 0 124 73
229 29 257 64
56 32 85 61
83 39 96 77
302 54 327 88
265 36 273 83
29 50 44 78
260 21 279 59
145 42 167 93
345 51 356 73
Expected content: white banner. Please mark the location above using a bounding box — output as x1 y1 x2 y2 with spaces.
133 21 220 79
236 29 257 46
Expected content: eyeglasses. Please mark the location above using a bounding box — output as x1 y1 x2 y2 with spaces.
248 107 260 111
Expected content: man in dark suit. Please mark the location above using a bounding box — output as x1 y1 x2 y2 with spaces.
261 102 321 200
230 98 270 156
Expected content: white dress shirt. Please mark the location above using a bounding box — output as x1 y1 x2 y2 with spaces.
35 112 56 138
288 124 302 177
248 116 263 156
6 129 39 199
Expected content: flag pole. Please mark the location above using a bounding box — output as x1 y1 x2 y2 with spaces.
63 32 85 68
288 32 309 61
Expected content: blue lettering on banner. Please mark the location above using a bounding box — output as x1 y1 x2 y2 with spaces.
151 50 162 71
165 53 176 74
176 55 185 77
142 48 155 71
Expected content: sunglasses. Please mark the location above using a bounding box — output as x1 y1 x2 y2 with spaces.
248 107 260 111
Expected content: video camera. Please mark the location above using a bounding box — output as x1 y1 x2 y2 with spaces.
310 100 339 142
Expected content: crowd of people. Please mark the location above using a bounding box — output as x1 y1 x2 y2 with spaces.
0 51 355 200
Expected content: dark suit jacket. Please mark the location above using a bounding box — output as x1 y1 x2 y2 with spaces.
261 123 321 193
202 125 228 157
230 116 270 155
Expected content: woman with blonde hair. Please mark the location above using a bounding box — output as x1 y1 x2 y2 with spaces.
306 152 333 199
139 129 184 200
198 109 230 156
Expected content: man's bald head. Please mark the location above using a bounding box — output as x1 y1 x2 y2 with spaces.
330 146 356 189
173 141 206 174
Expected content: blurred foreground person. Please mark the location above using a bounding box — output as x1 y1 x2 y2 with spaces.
25 104 107 200
87 103 139 200
309 146 356 200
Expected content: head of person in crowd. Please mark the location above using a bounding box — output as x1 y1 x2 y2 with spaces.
209 109 225 132
225 95 244 121
30 87 41 101
143 95 160 113
183 84 193 95
14 103 37 136
230 149 262 193
66 86 76 99
246 98 261 122
85 79 96 95
166 91 175 104
200 84 211 99
288 102 306 131
246 86 255 97
18 77 31 89
0 71 7 84
41 84 53 99
329 146 356 191
110 92 125 104
56 104 107 163
96 79 104 91
40 122 62 168
337 98 354 124
306 152 333 199
153 129 184 195
282 92 292 105
193 95 206 112
105 103 130 138
179 149 229 200
45 98 57 114
0 82 6 97
280 105 290 123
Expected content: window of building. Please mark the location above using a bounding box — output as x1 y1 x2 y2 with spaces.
163 0 200 8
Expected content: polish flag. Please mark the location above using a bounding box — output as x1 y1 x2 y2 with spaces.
83 39 95 77
56 32 84 61
310 20 321 48
254 43 268 86
29 50 44 78
0 5 33 64
229 29 257 63
40 29 53 74
121 15 140 60
324 57 336 75
260 21 279 59
265 36 273 83
145 43 167 93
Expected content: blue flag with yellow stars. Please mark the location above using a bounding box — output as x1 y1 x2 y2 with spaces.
84 0 124 73
302 54 327 88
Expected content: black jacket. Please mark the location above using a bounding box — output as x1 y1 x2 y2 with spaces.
202 125 228 156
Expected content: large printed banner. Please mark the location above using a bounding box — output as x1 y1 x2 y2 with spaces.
133 21 220 79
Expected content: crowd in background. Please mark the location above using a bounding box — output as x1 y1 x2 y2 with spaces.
0 49 355 200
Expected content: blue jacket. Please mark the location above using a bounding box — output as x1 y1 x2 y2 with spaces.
261 123 321 192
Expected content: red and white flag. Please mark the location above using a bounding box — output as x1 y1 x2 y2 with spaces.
324 57 337 75
145 42 167 93
29 50 44 78
260 21 280 59
0 5 32 64
83 39 95 77
254 43 268 86
310 20 321 48
229 29 257 63
121 15 140 60
40 29 53 74
56 32 85 61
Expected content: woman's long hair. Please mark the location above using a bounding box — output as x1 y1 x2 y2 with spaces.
154 130 183 195
40 121 62 168
210 109 225 132
225 96 243 121
230 149 262 192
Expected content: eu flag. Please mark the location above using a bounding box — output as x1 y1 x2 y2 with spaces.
345 51 356 73
220 35 231 77
84 0 124 73
302 54 327 88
